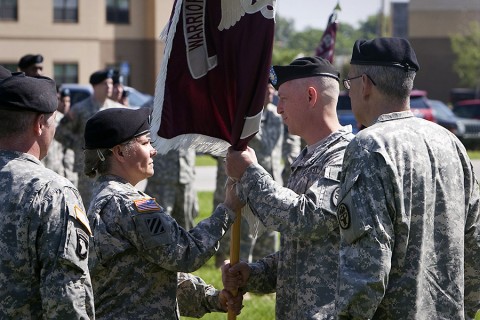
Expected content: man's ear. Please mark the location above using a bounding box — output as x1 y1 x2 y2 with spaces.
33 113 45 137
307 86 318 107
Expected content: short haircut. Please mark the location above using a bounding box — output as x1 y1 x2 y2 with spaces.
353 64 415 102
0 109 36 138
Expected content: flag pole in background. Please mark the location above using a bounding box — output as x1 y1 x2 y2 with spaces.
315 1 341 62
151 1 276 318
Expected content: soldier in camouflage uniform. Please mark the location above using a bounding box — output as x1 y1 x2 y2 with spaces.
246 84 284 261
145 143 198 230
41 87 78 185
55 69 124 207
335 37 480 319
223 57 355 319
281 124 302 185
83 107 244 319
0 68 94 318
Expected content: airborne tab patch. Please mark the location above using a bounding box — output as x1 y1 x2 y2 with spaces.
134 198 161 213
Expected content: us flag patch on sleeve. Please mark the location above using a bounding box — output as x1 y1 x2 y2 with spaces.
133 198 161 213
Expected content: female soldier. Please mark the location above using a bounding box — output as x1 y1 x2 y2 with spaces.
83 107 243 319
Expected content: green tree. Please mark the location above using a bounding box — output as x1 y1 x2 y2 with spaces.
274 15 296 48
450 21 480 88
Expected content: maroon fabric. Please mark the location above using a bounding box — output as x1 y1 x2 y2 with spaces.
158 0 275 151
315 12 338 63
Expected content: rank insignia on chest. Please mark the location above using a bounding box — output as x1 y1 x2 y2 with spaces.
337 203 350 229
134 198 161 213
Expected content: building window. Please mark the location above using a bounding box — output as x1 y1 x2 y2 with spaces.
106 0 129 24
54 63 78 85
0 62 17 73
54 0 78 23
0 0 18 21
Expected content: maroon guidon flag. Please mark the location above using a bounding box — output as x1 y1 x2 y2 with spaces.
315 3 340 63
151 0 276 156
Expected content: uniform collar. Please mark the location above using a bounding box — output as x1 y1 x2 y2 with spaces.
375 110 415 124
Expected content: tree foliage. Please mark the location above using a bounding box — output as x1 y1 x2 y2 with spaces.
272 12 385 71
450 21 480 88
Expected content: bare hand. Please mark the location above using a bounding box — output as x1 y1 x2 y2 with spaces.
221 261 250 292
223 177 245 212
225 146 258 180
218 288 244 315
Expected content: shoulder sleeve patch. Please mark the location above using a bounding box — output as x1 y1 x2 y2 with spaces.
133 198 161 213
74 205 92 236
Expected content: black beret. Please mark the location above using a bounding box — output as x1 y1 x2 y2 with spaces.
350 37 419 72
112 72 123 85
0 73 58 113
89 69 113 86
18 54 44 69
60 88 70 97
84 107 152 149
269 56 340 90
0 65 12 80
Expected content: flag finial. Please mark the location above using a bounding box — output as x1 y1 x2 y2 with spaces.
334 1 341 11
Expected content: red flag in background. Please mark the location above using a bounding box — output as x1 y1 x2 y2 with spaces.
315 3 340 63
151 0 276 156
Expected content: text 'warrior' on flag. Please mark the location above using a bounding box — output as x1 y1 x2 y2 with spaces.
151 0 276 156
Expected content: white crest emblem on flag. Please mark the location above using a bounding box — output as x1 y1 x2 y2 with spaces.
218 0 276 31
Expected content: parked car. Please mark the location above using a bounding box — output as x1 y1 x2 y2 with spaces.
59 83 92 105
59 83 153 108
428 99 459 134
451 99 480 149
452 99 480 120
410 89 436 122
336 90 441 135
336 91 360 134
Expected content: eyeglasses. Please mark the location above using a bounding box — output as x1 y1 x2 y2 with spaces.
342 74 376 90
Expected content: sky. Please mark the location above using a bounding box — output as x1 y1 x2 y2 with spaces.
275 0 409 31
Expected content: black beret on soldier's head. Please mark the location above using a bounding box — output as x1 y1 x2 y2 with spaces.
269 56 340 90
0 65 12 80
84 107 152 149
112 72 123 85
60 88 70 97
0 73 58 113
18 54 44 69
89 69 114 86
350 37 419 72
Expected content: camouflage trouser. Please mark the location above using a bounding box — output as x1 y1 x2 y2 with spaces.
145 180 199 230
214 158 277 264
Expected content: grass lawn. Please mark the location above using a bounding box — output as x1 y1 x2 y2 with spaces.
181 191 276 320
468 150 480 160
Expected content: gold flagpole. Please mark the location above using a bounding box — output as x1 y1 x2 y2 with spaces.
227 208 242 320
